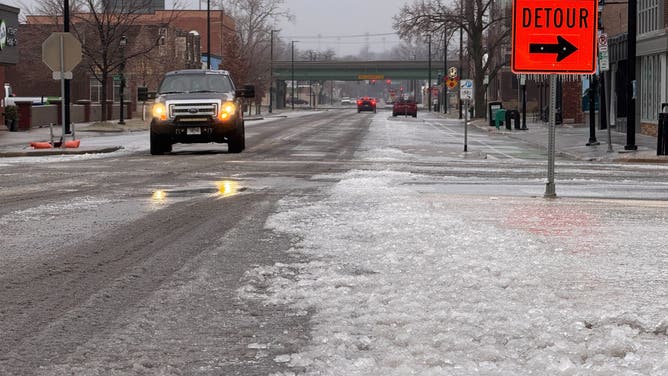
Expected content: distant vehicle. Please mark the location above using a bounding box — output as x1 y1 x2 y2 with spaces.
357 97 377 113
392 98 418 117
287 97 308 105
149 69 255 155
340 97 353 105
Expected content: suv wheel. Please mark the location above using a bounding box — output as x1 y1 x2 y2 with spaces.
150 133 172 155
228 123 245 153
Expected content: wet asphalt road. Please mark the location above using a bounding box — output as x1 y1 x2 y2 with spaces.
1 109 668 374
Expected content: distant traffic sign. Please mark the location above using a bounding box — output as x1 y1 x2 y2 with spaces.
460 79 473 100
511 0 597 74
358 74 384 80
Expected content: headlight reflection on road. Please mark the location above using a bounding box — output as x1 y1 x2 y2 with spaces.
152 190 168 203
215 180 239 198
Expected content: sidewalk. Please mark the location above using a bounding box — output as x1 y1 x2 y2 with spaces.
0 118 150 157
465 116 668 164
0 111 286 158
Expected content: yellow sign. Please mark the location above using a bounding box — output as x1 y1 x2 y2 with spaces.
358 74 384 80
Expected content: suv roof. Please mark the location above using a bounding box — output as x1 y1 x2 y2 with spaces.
165 69 231 76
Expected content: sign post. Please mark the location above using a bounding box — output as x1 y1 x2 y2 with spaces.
42 32 82 137
512 0 597 198
460 79 474 152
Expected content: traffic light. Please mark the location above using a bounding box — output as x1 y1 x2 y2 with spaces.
386 79 392 85
371 79 376 85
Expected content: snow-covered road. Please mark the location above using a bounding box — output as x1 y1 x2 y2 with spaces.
242 114 668 375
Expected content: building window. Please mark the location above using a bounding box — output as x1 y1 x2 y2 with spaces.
638 0 660 35
90 78 101 102
112 80 128 102
641 54 661 122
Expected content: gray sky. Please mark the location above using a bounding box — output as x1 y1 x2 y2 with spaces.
277 0 408 56
7 0 410 56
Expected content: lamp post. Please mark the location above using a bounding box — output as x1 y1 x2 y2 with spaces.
269 30 279 113
625 0 637 150
427 34 432 112
207 0 211 69
443 26 448 114
291 40 299 111
118 35 127 125
459 0 464 119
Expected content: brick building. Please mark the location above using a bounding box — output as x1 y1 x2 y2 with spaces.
5 9 234 122
603 0 667 137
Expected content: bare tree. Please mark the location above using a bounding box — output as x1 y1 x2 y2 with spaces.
219 0 293 103
70 1 181 121
24 0 181 121
394 0 510 117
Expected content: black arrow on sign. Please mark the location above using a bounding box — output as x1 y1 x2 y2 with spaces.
529 36 578 62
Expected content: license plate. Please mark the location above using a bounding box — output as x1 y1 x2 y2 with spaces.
186 127 201 135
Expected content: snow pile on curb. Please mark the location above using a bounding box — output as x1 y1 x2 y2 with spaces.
240 169 668 375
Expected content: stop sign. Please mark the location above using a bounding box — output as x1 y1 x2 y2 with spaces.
42 32 82 72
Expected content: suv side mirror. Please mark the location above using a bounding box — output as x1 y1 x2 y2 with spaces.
235 84 255 99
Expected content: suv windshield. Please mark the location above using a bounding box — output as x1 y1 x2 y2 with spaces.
158 74 234 94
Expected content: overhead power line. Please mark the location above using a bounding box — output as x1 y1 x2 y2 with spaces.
283 32 398 40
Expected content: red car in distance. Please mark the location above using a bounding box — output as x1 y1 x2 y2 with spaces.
357 97 377 113
392 97 418 117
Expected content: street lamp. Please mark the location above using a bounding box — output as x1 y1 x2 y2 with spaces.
291 40 299 110
118 35 127 125
425 34 432 112
206 0 211 69
443 26 448 114
269 30 279 113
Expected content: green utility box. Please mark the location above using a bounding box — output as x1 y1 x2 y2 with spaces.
495 109 506 129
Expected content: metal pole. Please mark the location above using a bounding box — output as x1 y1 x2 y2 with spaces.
206 0 211 69
521 78 527 130
443 26 448 114
464 99 468 152
428 34 432 112
59 34 66 139
604 72 614 152
625 0 637 150
291 41 295 111
545 74 557 198
119 62 125 125
63 0 71 134
587 74 599 145
269 30 274 113
459 0 463 119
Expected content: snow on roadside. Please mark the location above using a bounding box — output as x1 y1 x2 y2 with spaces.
240 169 668 375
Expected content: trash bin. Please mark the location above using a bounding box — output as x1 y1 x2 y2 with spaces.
658 110 668 156
505 110 521 130
488 101 503 127
495 109 506 129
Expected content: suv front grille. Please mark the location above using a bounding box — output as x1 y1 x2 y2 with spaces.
169 102 219 119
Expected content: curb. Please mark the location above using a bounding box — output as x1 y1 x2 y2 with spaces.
0 146 124 158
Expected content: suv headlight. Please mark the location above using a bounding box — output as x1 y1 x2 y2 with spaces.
218 102 237 121
152 103 167 120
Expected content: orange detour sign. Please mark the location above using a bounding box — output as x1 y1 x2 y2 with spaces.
511 0 597 74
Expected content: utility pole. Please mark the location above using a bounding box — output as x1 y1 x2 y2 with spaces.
428 34 432 112
206 0 211 69
443 26 448 114
63 0 71 134
291 41 298 111
587 74 600 145
269 30 277 113
459 0 463 119
625 0 638 150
